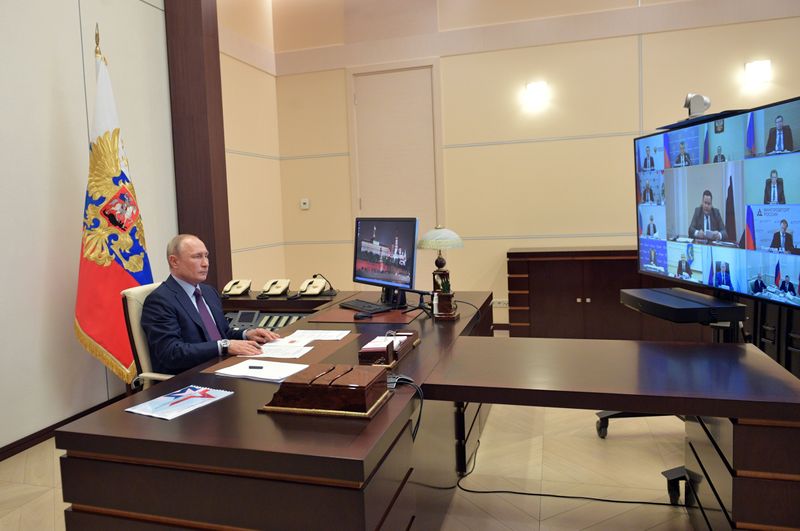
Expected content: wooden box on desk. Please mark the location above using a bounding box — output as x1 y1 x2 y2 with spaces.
263 364 390 418
358 330 420 366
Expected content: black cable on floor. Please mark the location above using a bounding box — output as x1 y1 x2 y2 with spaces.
456 439 686 508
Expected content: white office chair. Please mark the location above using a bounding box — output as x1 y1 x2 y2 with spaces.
121 283 173 389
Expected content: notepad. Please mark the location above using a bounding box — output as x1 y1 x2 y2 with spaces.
125 385 233 420
215 360 308 382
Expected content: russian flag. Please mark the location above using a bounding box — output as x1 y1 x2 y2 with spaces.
708 247 714 286
775 260 781 287
74 39 154 384
746 112 756 156
638 208 643 235
703 125 710 164
745 206 756 250
662 133 672 168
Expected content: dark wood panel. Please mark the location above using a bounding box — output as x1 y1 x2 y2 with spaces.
685 442 732 531
507 260 528 274
734 421 800 476
164 0 231 290
733 477 800 529
507 277 528 291
528 260 584 338
425 337 800 421
582 259 641 339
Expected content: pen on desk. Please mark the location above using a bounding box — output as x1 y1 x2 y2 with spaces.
248 366 262 369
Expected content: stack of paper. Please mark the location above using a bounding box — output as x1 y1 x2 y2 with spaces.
361 336 407 351
125 385 233 420
215 360 308 382
284 329 351 341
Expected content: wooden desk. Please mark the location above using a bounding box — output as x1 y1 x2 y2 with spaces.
56 292 493 530
221 290 358 313
424 336 800 530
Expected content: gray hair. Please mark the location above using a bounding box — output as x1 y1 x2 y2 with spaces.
166 234 199 260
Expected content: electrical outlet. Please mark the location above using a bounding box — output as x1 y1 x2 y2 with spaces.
492 299 509 308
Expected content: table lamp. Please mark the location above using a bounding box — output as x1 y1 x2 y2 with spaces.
417 226 463 320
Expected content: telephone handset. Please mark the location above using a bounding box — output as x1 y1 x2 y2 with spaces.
261 279 290 296
222 279 251 297
298 277 327 296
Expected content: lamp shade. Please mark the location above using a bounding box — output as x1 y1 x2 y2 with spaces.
417 226 463 250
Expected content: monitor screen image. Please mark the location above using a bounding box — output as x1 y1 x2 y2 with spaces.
635 96 800 307
353 217 418 290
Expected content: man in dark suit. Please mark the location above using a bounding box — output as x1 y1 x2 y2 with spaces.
770 219 795 253
674 141 691 167
780 275 796 296
646 214 657 236
766 115 794 153
642 146 655 171
712 146 726 163
753 273 767 294
676 254 691 277
688 190 726 241
715 262 733 289
642 179 655 203
142 234 280 374
763 169 786 204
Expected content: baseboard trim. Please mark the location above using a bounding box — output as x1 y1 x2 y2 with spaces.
0 393 128 462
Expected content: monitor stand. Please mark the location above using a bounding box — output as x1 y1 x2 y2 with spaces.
380 287 407 309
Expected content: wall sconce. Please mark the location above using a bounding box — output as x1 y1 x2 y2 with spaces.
520 81 551 113
742 59 772 93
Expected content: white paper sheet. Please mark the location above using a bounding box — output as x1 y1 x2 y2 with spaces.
125 385 233 420
250 344 312 359
285 329 351 341
215 360 308 382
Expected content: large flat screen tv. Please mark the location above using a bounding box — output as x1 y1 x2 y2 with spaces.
635 96 800 306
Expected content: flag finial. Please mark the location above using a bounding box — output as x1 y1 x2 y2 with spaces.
95 23 101 57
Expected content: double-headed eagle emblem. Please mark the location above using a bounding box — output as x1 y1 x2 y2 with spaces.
82 129 147 273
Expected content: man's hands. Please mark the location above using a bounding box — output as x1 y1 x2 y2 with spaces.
227 340 263 356
245 328 281 344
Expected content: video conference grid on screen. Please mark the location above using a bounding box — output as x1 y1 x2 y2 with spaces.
353 218 418 290
636 97 800 306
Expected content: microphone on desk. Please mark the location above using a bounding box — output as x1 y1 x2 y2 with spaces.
313 273 339 296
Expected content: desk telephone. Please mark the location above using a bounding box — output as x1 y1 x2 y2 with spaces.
262 279 290 296
298 277 327 296
222 279 251 296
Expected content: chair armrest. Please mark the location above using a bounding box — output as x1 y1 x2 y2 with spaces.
132 372 173 390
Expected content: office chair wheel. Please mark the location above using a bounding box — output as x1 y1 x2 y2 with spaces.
596 418 608 439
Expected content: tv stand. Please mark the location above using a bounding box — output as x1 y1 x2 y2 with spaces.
380 287 407 309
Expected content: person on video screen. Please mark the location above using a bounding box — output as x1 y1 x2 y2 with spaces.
753 273 767 294
642 146 655 171
642 179 655 203
713 146 726 163
770 219 795 254
714 262 733 289
766 115 794 154
763 169 786 204
781 275 796 296
676 254 692 277
646 214 657 237
689 190 726 241
674 142 692 167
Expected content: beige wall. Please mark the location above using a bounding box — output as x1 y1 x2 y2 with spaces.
219 1 800 321
0 0 177 448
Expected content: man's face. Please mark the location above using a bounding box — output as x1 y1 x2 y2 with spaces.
170 236 209 285
702 194 712 214
786 275 790 282
758 274 763 280
717 146 722 155
645 180 650 189
776 117 784 131
781 221 788 232
646 147 650 155
721 263 727 272
771 171 778 182
679 144 686 154
681 254 686 261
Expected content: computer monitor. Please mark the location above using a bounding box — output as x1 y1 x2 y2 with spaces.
634 95 800 307
353 217 418 305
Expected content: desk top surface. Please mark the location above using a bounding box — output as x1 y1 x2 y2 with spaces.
56 291 492 485
424 336 800 421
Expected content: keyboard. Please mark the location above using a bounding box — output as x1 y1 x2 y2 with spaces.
339 299 392 314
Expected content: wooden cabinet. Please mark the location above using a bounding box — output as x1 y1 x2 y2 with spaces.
507 247 710 342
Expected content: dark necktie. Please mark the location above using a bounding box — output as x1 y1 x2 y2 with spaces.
194 287 222 341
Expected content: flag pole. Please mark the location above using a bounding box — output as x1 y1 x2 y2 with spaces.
95 23 101 57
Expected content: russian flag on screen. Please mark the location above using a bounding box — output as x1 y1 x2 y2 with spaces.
775 260 781 286
638 209 643 235
703 126 710 164
662 133 672 168
746 112 756 156
745 206 756 250
707 247 714 286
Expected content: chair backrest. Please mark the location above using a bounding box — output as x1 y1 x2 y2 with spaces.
121 283 161 377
